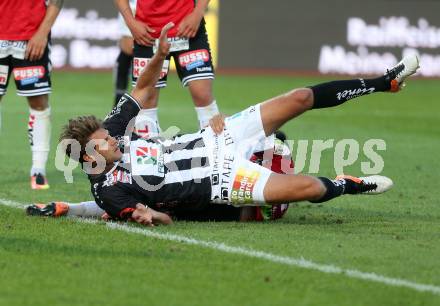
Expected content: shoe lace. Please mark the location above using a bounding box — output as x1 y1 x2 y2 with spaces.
385 63 405 81
41 204 56 216
27 203 55 216
35 173 45 185
359 181 378 193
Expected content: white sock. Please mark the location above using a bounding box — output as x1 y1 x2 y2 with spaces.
195 100 219 129
29 107 51 176
66 201 105 217
134 108 161 138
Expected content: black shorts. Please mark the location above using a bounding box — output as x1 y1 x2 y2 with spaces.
0 41 52 97
132 21 214 88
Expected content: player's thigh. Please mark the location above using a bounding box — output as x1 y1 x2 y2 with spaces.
259 88 313 135
11 45 51 97
119 36 134 56
174 22 214 87
224 103 275 156
0 56 12 97
263 173 324 203
132 42 170 88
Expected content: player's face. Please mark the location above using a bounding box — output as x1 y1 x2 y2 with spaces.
87 128 122 164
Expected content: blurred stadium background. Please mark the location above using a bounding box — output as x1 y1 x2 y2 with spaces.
51 0 440 75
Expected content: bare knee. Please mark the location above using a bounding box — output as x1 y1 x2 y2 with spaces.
286 88 313 111
28 95 49 110
188 80 213 107
305 177 327 201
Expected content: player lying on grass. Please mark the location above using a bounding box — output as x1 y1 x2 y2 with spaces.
27 131 293 222
33 23 419 226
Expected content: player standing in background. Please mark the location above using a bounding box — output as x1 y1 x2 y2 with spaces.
0 0 64 190
115 0 219 135
114 0 137 106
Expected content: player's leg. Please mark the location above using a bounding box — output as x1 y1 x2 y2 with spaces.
12 45 53 189
114 36 133 106
27 94 51 189
263 173 393 204
260 55 420 136
217 155 392 208
189 79 219 128
175 21 218 128
0 96 2 132
0 56 12 132
26 200 105 218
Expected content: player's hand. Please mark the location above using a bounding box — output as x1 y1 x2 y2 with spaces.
177 10 203 38
150 209 173 225
132 203 154 226
209 113 226 134
157 22 174 58
25 31 48 61
128 19 156 46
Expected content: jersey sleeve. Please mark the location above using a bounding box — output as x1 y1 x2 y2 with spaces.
103 93 141 138
93 184 141 220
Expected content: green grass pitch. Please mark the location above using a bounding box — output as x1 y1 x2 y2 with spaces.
0 71 439 306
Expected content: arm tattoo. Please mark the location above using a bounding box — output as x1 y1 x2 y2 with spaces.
49 0 64 8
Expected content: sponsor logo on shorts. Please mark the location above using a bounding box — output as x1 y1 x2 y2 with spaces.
13 66 45 85
34 82 49 88
196 67 212 73
153 37 189 53
230 167 260 205
220 154 234 201
178 49 210 71
211 134 220 185
0 65 8 85
0 40 27 59
133 57 169 79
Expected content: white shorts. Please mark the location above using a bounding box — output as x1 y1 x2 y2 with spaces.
204 104 275 206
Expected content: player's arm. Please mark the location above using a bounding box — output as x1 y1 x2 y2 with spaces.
114 0 155 46
98 188 172 225
130 22 173 108
25 0 64 61
177 0 210 38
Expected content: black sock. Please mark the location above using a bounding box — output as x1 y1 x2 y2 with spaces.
310 76 391 109
114 51 133 106
311 177 358 203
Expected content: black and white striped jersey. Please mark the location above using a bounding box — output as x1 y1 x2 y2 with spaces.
89 93 212 219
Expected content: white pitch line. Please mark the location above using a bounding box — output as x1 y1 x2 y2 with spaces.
1 197 440 296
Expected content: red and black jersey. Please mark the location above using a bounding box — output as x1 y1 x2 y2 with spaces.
135 0 195 38
0 0 47 40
